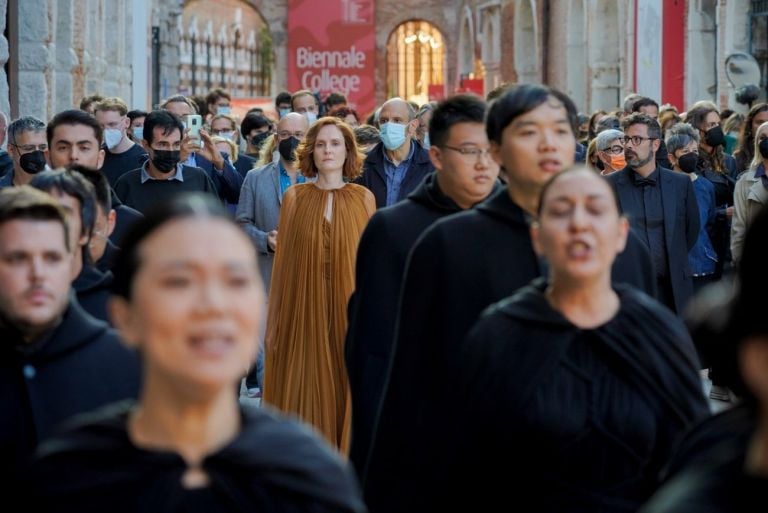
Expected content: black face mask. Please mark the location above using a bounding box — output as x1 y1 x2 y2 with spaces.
677 152 699 174
251 132 271 149
704 125 726 148
151 149 180 173
278 137 300 162
19 150 47 174
759 138 768 160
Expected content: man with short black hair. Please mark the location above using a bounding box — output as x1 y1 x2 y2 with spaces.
241 113 273 159
74 165 117 271
114 110 217 214
46 109 142 248
2 116 49 187
325 92 347 114
606 113 700 313
275 91 292 119
356 97 434 208
346 94 500 476
0 186 139 493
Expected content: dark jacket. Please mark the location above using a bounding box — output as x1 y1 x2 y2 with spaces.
364 187 657 505
109 189 143 248
0 150 13 177
30 402 366 513
0 298 140 494
345 173 497 477
234 153 258 179
368 280 707 512
195 152 244 204
355 141 434 208
73 263 113 324
96 239 119 273
606 166 700 313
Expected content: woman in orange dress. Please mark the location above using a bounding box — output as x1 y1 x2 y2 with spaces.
263 117 375 453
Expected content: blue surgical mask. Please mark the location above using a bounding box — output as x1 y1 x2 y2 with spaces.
422 133 431 149
132 127 144 141
380 122 407 150
279 108 291 119
217 106 231 115
104 128 123 150
304 111 318 125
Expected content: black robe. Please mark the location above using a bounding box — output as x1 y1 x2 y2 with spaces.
365 187 657 503
0 298 140 496
367 280 708 513
640 406 763 513
29 402 366 513
345 173 497 477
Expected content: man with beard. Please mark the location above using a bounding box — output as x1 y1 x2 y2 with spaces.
606 113 699 313
364 84 657 512
345 94 500 478
113 110 216 214
1 117 49 188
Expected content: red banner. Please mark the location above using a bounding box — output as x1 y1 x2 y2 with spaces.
287 0 376 117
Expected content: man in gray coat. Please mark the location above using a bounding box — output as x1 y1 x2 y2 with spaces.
235 112 309 395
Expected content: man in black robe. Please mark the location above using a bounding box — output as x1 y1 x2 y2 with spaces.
345 94 500 478
364 84 657 511
0 186 140 497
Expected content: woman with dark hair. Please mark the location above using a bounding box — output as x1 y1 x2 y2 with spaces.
390 167 707 512
641 202 768 513
586 109 608 143
731 121 768 264
262 117 375 453
29 194 365 513
733 103 768 174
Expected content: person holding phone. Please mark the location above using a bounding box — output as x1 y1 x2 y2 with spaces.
160 95 243 205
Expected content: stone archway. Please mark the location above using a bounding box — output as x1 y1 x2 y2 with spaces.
386 19 446 104
514 0 538 84
457 7 474 80
481 6 501 92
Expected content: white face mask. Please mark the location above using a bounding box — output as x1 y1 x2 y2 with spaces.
104 128 123 150
220 131 236 141
132 127 144 141
304 111 318 125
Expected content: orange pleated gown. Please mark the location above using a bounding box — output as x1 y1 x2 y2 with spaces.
263 182 375 453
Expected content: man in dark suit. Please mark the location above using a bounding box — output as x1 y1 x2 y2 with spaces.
606 113 700 314
356 98 434 208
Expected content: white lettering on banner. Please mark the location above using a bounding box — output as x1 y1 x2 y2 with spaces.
296 45 367 95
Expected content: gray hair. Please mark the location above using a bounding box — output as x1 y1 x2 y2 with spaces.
595 129 624 151
665 122 699 156
8 116 46 145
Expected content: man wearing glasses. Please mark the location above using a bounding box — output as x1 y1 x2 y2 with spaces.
235 112 310 398
594 129 626 176
1 116 49 188
606 113 700 314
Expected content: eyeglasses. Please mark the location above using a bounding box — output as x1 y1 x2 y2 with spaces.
442 145 493 162
600 145 624 155
12 143 47 153
277 130 305 140
621 136 657 146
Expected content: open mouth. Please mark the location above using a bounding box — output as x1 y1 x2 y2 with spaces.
188 334 235 357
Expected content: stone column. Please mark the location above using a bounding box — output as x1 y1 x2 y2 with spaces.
18 0 53 120
55 0 79 113
85 0 107 95
0 0 10 117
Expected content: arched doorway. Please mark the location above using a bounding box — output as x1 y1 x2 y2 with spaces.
386 20 445 105
481 7 501 93
458 10 474 80
179 0 273 98
514 0 538 84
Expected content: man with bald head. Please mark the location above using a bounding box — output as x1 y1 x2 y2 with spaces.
357 98 434 208
235 111 310 396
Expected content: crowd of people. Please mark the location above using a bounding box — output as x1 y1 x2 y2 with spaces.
0 79 767 511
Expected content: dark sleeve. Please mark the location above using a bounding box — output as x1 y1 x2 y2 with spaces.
209 154 244 203
364 227 454 511
656 139 673 170
685 177 701 252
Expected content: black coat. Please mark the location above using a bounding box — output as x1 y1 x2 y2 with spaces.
367 280 708 513
606 166 700 313
29 402 366 513
640 404 760 513
345 173 496 477
364 187 657 505
0 298 140 494
355 141 434 208
234 153 258 179
110 189 143 248
74 263 113 324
